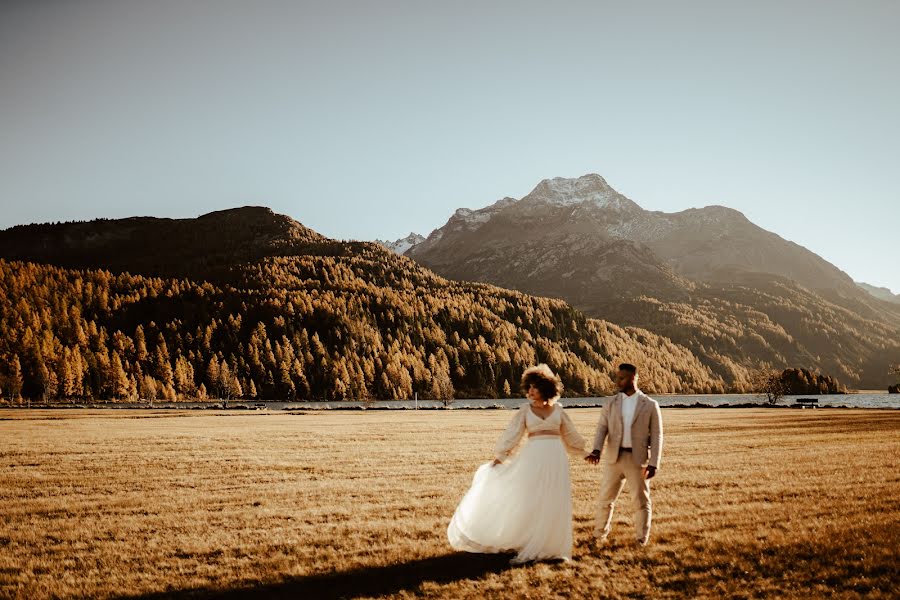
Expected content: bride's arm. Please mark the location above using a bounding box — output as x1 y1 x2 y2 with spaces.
492 406 527 463
559 407 590 458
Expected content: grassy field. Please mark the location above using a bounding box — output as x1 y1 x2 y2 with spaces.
1 407 898 599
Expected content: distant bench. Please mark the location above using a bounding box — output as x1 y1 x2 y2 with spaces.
795 398 818 409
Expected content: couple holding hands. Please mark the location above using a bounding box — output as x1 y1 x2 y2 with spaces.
448 363 664 564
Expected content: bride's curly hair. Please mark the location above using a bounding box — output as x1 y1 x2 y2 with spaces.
520 364 563 404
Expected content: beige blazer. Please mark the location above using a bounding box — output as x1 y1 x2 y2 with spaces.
591 390 664 468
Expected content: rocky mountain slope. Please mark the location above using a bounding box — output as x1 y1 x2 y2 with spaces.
407 174 900 388
857 282 900 304
375 232 425 254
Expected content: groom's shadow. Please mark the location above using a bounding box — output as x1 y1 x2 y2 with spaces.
120 552 516 600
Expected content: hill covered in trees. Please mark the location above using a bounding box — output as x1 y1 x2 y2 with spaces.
0 208 733 402
598 275 900 392
778 368 846 395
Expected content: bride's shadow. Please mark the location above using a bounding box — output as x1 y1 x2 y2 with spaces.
121 552 516 599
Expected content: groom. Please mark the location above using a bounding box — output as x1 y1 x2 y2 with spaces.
585 363 663 546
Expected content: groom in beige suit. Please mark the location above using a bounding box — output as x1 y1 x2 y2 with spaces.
585 363 663 546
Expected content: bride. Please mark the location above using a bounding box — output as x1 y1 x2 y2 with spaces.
447 364 589 564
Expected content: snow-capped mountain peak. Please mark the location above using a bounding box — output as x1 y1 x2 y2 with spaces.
375 232 425 254
447 196 517 227
523 174 640 211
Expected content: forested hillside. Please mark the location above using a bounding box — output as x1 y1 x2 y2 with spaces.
597 274 900 391
0 210 731 402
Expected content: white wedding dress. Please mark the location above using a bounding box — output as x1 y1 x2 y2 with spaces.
447 403 588 563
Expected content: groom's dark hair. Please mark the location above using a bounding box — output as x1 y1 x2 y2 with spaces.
619 363 637 374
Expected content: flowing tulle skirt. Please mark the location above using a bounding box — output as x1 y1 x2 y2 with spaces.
447 437 573 563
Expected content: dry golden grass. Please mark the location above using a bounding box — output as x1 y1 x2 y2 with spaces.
1 408 898 599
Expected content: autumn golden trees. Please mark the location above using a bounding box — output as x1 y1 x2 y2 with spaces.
600 277 900 391
0 354 23 401
778 368 846 395
751 368 787 404
0 236 733 403
751 366 846 403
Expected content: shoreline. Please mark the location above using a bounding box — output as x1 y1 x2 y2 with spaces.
1 402 896 411
2 392 896 412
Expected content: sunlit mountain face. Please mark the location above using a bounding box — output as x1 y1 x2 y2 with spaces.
406 174 900 389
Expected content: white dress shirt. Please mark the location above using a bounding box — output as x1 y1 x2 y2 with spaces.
620 390 639 449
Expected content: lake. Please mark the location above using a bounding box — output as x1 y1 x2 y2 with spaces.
24 393 899 410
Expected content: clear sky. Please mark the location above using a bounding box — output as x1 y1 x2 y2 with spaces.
1 0 898 291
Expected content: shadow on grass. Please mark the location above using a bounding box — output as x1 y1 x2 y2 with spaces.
650 523 899 598
119 551 516 599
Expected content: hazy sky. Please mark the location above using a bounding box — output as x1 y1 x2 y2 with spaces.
1 1 898 291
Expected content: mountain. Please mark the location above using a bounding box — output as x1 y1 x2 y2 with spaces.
407 182 694 304
0 208 732 402
407 174 900 389
0 206 326 281
409 174 855 294
375 232 425 255
857 282 900 304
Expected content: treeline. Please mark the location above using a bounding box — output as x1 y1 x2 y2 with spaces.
752 366 847 403
0 244 729 403
778 368 846 395
603 276 900 391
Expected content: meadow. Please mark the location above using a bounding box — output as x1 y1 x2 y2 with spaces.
1 407 897 599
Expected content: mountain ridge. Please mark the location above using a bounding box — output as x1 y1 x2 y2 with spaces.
856 281 900 304
409 174 856 292
375 232 426 255
406 174 900 388
0 206 326 281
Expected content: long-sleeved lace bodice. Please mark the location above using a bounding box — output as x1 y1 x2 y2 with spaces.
493 403 588 460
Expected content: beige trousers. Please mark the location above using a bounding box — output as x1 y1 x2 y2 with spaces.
594 448 652 543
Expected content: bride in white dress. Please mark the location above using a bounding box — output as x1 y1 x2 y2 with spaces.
447 364 589 564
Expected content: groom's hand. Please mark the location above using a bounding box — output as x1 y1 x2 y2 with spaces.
643 466 657 480
584 451 600 465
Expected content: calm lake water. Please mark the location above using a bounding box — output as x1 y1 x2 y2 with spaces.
27 393 899 410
